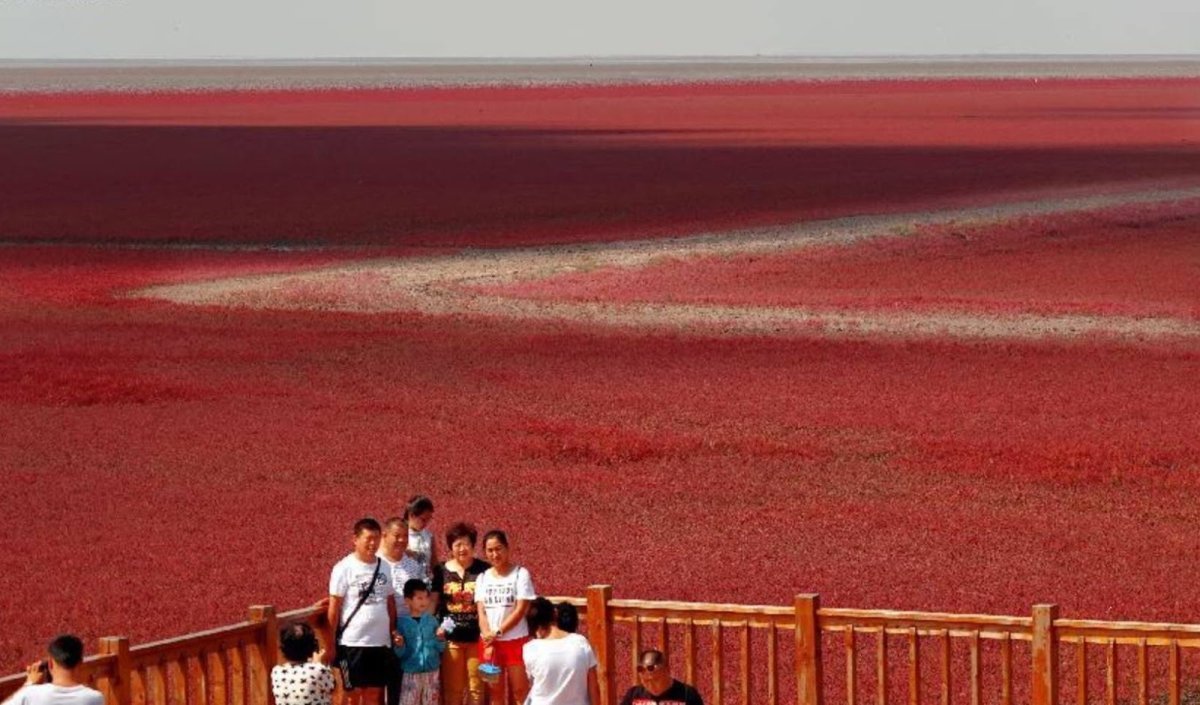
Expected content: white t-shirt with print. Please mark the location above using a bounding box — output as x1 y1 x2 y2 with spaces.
524 633 598 705
407 527 434 581
329 553 395 647
271 662 335 705
6 684 104 705
378 551 423 617
475 565 536 641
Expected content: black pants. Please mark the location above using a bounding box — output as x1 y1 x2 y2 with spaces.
385 660 404 705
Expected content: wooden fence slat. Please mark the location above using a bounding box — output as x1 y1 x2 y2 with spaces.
940 630 951 705
1169 640 1181 705
740 623 751 705
1137 639 1148 705
969 631 981 705
227 644 245 705
241 642 262 705
685 620 697 688
1077 638 1087 705
877 628 889 705
206 650 227 705
631 618 643 685
908 628 920 705
186 654 206 705
1105 639 1116 705
767 624 779 705
845 628 856 705
149 663 167 705
658 617 670 657
131 666 148 705
1001 633 1012 705
167 659 187 705
712 621 724 705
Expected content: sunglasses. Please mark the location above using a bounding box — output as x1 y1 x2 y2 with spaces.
636 664 660 674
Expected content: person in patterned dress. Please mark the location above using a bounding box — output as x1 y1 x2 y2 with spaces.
272 622 336 705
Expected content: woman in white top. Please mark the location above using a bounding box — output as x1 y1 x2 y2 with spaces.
271 622 335 705
523 598 599 705
403 495 436 584
476 529 536 705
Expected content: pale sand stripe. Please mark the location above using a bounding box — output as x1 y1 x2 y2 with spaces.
137 185 1200 343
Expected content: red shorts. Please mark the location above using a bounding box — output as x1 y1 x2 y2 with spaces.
480 636 531 668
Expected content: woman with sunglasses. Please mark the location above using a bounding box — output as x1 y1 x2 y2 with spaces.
619 650 704 705
522 597 599 705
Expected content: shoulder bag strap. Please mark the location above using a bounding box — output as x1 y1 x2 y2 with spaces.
336 558 383 642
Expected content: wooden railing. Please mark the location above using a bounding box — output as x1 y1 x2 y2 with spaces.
4 588 1199 705
0 605 310 705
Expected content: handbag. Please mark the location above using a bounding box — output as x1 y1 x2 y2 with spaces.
334 558 384 688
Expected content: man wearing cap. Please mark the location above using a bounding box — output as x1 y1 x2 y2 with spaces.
619 649 703 705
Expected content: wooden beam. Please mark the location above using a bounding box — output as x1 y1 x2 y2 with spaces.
796 594 823 705
1032 605 1060 705
587 585 616 705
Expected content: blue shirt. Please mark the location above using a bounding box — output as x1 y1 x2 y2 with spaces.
394 613 446 673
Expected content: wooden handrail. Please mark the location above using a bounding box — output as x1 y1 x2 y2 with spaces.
128 622 263 665
820 607 1032 628
1056 617 1200 638
610 598 792 616
9 590 1200 705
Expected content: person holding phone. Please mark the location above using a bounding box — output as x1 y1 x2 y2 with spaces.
2 635 103 705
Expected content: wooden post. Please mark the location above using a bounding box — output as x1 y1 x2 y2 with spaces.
796 594 823 705
1032 604 1059 705
587 585 616 705
249 605 279 705
167 658 188 705
98 637 131 705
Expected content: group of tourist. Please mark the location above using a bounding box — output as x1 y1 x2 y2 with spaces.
2 495 703 705
296 495 704 705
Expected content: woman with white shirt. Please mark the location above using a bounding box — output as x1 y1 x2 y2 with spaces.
475 529 536 705
403 495 436 584
523 598 599 705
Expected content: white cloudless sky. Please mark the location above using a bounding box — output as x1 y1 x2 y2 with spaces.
0 0 1197 59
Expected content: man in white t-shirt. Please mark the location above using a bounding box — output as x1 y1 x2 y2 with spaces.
379 517 425 617
378 516 423 705
2 635 104 705
328 517 402 705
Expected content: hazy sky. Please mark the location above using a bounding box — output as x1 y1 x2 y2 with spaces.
1 0 1197 59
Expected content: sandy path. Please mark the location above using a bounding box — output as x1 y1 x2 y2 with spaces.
138 186 1200 342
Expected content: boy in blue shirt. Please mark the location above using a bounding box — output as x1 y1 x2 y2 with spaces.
394 579 447 705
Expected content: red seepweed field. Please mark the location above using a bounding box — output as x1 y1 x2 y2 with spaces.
1 76 1199 676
